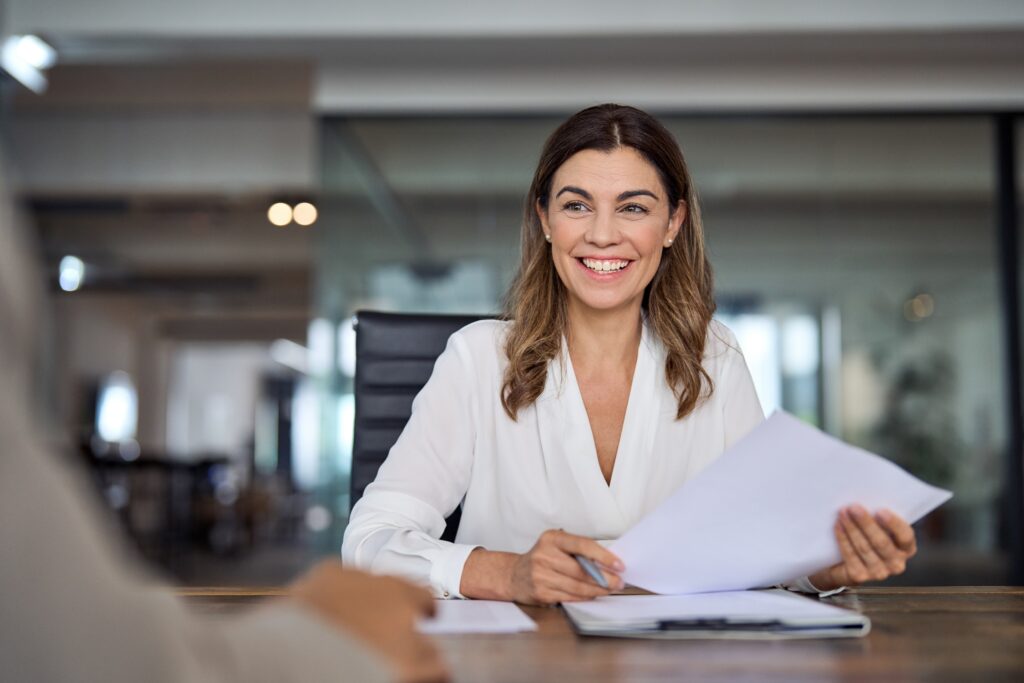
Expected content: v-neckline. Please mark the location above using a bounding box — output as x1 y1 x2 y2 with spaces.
563 323 650 493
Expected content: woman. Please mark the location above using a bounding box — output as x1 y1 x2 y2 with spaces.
342 104 917 605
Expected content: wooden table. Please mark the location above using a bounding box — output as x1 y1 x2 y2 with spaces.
181 587 1024 682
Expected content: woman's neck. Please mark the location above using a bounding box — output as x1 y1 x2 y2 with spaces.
565 301 643 375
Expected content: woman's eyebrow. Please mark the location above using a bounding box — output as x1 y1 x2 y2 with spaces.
554 186 660 202
617 189 659 201
555 185 592 200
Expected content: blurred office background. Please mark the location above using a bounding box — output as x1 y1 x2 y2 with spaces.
1 1 1022 586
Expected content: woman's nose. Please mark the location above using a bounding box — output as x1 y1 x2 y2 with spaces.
586 211 621 247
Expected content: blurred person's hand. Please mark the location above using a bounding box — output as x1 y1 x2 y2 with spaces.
289 561 448 683
808 504 918 591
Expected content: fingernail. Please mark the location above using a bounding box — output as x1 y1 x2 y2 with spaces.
613 560 625 571
877 509 892 521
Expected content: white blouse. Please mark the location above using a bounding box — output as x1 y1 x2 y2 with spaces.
341 318 803 598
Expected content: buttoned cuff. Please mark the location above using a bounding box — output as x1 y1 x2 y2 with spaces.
429 543 480 599
783 575 846 598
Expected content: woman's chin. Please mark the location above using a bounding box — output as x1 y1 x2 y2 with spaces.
568 293 643 316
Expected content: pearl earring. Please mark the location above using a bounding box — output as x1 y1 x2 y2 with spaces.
544 234 552 242
665 239 673 247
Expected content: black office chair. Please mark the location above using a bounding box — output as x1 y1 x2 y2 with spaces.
351 310 491 542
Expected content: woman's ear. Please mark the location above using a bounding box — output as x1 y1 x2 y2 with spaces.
536 199 551 240
666 200 686 245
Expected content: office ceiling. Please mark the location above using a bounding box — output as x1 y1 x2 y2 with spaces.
3 1 1021 317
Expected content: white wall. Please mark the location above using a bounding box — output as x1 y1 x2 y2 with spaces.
165 342 270 460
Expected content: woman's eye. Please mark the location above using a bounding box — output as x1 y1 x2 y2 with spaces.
622 204 649 215
563 201 588 213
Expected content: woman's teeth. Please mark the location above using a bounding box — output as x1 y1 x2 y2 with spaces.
582 258 629 272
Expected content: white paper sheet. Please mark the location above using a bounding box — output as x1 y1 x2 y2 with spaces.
564 589 865 629
611 411 952 595
417 600 537 634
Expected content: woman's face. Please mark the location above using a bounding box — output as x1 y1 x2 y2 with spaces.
538 146 684 318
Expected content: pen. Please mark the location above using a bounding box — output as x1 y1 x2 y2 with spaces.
573 554 610 589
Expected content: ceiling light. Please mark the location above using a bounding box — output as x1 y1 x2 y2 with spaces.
267 202 292 227
915 293 935 318
293 202 318 227
1 35 57 93
12 35 57 70
903 293 935 322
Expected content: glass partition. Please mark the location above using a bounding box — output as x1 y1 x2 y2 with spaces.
315 114 1007 584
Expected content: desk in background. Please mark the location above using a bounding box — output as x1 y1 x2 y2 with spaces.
181 587 1024 682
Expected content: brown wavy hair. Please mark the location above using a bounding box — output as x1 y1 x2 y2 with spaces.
500 103 716 421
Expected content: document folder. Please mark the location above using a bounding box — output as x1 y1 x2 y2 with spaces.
562 589 870 640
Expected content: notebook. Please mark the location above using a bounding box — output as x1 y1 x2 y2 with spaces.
562 589 870 639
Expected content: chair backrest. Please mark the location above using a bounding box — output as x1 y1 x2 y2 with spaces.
351 310 490 542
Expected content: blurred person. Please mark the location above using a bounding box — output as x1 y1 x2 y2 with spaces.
0 156 447 683
344 104 918 605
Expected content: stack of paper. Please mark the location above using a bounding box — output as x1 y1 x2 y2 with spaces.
563 589 870 639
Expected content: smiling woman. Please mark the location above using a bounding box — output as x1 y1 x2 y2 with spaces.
503 106 712 426
342 104 919 606
544 149 680 311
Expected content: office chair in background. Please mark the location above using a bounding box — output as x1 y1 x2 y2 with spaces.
350 310 489 542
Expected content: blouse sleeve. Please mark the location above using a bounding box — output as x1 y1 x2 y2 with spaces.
342 331 480 599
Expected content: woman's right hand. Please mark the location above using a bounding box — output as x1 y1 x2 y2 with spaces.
508 529 625 605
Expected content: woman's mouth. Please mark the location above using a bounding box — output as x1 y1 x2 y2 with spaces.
576 257 633 279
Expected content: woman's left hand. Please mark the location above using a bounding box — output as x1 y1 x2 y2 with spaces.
808 504 918 592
